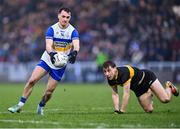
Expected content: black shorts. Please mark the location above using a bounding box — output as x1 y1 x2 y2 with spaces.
131 70 157 97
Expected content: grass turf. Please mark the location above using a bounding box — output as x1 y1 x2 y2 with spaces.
0 83 180 128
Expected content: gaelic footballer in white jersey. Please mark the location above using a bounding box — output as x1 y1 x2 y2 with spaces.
7 7 80 115
40 22 79 70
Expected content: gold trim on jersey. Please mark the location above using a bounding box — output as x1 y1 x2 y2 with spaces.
115 68 119 80
55 44 72 52
123 65 135 86
138 71 145 85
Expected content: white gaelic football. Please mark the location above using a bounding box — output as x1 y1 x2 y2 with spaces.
53 53 68 67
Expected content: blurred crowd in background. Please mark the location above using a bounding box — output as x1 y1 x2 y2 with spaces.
0 0 180 64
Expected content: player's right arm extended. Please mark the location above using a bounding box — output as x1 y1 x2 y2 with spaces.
46 38 57 64
46 39 54 53
111 85 120 112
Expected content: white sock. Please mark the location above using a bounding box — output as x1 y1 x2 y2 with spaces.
18 101 25 107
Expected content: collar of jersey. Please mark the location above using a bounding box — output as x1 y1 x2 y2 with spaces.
58 23 69 29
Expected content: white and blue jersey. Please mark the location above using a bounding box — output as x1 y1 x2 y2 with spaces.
37 22 79 81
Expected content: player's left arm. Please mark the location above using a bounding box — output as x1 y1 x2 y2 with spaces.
120 82 131 113
72 28 80 52
72 39 80 52
68 29 80 64
68 39 80 64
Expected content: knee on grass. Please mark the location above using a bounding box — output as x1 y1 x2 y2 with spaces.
160 97 170 103
144 107 153 113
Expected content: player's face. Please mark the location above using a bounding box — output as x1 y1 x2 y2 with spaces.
103 66 117 80
58 10 71 28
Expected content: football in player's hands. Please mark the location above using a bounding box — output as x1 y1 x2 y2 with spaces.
49 52 57 64
53 53 68 68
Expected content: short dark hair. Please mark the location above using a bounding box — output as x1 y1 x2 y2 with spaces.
103 60 116 69
58 7 71 14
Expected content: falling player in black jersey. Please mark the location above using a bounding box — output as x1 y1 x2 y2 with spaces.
103 60 179 113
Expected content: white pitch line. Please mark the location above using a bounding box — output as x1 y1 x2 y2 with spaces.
46 107 112 111
0 119 111 128
0 119 59 125
0 111 9 114
0 107 112 114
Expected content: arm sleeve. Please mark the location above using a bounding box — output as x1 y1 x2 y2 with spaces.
71 29 79 40
122 66 135 86
45 27 54 39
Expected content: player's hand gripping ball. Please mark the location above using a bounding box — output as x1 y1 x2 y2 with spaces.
53 53 68 68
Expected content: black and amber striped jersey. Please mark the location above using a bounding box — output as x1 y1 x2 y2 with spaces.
107 65 157 97
108 65 143 86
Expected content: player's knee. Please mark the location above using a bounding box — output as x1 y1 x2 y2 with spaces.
144 107 153 113
161 97 170 103
28 78 37 86
145 109 153 113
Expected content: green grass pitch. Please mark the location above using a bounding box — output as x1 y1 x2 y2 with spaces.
0 83 180 128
